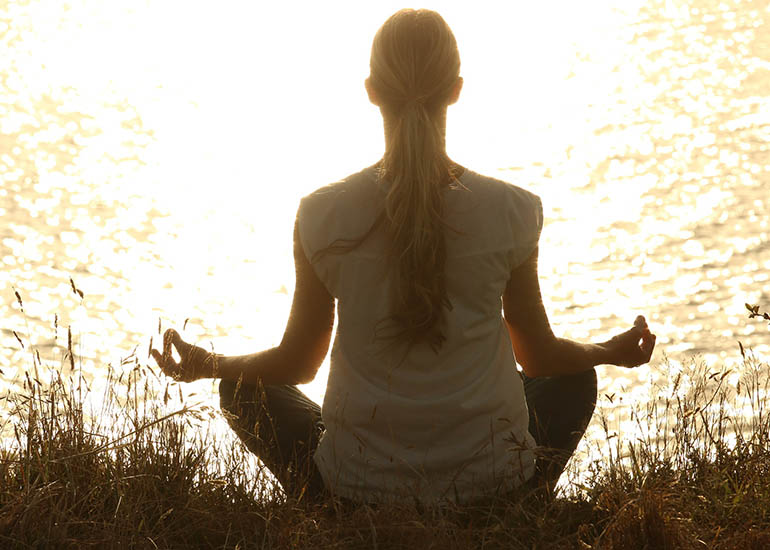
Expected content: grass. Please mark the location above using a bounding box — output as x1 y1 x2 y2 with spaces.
2 307 770 548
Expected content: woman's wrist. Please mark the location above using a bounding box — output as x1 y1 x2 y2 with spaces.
595 341 617 366
205 353 232 379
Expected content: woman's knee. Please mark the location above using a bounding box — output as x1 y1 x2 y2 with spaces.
571 367 598 416
581 367 597 395
548 368 597 424
552 368 597 403
219 379 238 412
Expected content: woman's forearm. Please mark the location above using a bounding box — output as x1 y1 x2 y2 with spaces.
215 346 314 386
507 320 612 378
538 338 612 377
522 326 650 377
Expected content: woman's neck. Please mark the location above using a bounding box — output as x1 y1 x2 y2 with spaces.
380 108 449 157
377 107 464 181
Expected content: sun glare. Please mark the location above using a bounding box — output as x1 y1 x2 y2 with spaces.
1 0 768 406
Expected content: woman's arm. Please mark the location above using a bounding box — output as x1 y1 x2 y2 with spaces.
151 219 335 385
503 246 655 378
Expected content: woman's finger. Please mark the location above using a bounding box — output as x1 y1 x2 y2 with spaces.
621 325 643 345
151 347 166 366
163 328 176 352
162 329 186 365
151 347 177 374
641 332 656 358
164 328 191 359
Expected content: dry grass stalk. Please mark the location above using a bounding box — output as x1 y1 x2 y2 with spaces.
1 308 770 548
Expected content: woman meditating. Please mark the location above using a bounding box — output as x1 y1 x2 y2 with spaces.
151 8 655 505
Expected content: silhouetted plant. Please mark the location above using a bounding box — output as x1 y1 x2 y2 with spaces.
3 288 770 548
746 302 770 325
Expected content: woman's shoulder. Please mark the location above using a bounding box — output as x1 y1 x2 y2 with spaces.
301 164 379 205
449 169 543 260
455 168 542 224
459 168 541 204
297 165 381 237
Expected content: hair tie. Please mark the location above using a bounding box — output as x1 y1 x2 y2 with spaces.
404 96 427 110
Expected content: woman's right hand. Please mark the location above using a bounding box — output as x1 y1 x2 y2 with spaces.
150 328 217 382
603 315 656 368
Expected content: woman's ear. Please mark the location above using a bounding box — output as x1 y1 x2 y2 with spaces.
365 77 380 105
448 76 463 105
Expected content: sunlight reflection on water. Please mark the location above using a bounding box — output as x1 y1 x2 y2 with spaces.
1 0 769 432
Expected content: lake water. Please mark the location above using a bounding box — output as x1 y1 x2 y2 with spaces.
1 0 769 412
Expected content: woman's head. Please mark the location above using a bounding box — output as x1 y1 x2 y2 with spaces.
367 9 462 353
367 9 462 116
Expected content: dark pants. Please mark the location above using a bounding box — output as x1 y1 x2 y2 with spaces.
219 368 597 502
522 369 598 495
219 380 326 501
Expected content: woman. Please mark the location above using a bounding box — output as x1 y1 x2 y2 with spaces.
151 9 655 505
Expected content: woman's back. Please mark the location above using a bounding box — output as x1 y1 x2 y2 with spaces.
298 164 543 502
151 8 654 508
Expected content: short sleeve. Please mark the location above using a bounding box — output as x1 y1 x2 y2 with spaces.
296 186 344 297
506 188 543 270
296 196 314 267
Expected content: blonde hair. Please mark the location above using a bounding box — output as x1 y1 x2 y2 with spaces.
368 9 461 351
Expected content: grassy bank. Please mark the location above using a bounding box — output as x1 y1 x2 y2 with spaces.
2 342 770 548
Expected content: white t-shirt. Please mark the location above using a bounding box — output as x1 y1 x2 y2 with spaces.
297 164 543 503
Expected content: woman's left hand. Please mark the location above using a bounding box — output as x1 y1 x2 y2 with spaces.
150 328 217 382
602 315 656 368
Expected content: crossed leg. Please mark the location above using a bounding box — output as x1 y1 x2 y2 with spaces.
219 380 327 501
219 368 597 503
522 367 598 495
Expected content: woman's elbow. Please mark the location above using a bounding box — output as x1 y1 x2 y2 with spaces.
516 348 557 378
278 334 327 385
519 360 550 378
295 363 319 385
286 350 322 385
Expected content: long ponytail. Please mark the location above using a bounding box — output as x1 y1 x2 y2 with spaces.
369 9 461 351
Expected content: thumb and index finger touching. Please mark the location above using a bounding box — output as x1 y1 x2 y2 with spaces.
150 328 186 375
622 315 657 364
